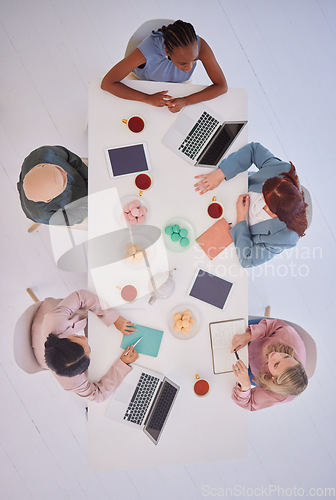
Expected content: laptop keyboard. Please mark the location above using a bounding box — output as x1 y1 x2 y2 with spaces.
123 373 160 425
145 382 178 431
178 111 219 160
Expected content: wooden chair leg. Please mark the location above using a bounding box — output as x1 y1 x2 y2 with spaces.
264 305 271 317
28 223 41 233
26 288 39 303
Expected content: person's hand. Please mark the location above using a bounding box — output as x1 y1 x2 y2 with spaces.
194 169 225 195
146 91 172 107
114 316 137 335
166 97 187 113
231 327 252 353
121 345 139 364
236 194 250 223
232 360 251 391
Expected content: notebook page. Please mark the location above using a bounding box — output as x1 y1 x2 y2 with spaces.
210 319 249 373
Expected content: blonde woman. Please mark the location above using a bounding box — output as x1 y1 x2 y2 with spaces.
231 318 308 411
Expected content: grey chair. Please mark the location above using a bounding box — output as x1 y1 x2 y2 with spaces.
124 19 175 58
249 306 317 379
13 289 45 374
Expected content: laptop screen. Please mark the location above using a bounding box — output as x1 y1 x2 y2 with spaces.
197 121 246 166
143 378 179 445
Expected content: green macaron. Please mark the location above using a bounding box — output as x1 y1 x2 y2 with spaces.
180 237 189 247
171 232 180 242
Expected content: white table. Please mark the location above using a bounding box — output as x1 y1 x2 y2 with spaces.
87 79 248 470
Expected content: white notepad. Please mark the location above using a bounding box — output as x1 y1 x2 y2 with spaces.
209 318 249 374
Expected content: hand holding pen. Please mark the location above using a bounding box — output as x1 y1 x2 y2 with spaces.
231 327 252 353
121 337 143 365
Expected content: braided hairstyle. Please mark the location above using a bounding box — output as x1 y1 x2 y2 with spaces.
159 20 197 54
262 162 308 237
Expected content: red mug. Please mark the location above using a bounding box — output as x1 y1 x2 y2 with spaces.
122 115 145 133
194 374 211 397
207 196 224 219
135 173 152 196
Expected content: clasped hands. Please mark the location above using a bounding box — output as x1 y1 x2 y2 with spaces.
146 91 186 113
231 328 252 392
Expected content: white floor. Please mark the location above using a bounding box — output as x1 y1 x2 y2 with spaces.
1 0 336 498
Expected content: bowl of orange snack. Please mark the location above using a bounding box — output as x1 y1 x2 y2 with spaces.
168 304 201 340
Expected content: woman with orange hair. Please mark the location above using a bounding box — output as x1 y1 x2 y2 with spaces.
194 142 308 267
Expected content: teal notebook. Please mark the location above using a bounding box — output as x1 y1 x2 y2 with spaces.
120 324 164 357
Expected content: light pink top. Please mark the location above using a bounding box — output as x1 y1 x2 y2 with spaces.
31 289 132 402
232 319 306 411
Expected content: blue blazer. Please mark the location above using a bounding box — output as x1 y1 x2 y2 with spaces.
219 142 299 268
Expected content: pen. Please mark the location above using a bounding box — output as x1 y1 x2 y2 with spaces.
234 349 240 360
124 336 143 356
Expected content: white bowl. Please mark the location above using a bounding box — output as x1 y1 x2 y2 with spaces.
162 217 195 253
168 304 201 340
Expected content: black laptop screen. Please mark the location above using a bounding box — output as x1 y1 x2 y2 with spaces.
197 121 246 166
143 379 179 444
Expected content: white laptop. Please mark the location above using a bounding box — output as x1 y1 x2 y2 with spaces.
106 364 179 445
162 104 247 167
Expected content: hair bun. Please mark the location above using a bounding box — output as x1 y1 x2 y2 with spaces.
44 333 59 348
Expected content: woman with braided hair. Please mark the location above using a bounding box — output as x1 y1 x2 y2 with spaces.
101 20 227 112
194 142 308 267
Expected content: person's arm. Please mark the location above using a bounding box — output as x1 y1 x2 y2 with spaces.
218 142 277 180
230 220 284 268
231 357 289 410
101 49 172 107
248 319 292 341
55 348 138 402
232 384 290 411
194 142 275 195
167 38 228 113
50 289 120 327
50 289 137 336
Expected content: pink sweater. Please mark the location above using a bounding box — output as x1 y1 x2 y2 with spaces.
232 319 306 411
31 289 131 402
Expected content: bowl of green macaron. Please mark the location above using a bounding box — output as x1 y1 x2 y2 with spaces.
162 217 195 252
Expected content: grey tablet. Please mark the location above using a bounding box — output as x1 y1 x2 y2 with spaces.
188 268 233 309
105 142 151 178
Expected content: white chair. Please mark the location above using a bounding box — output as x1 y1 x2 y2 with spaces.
13 289 45 374
249 307 317 379
301 185 313 228
124 19 175 58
